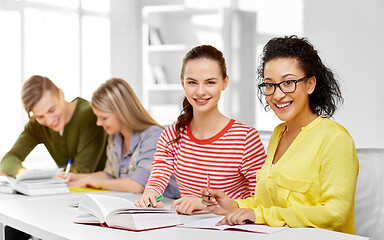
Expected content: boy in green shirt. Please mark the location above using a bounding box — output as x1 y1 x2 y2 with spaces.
0 75 107 240
0 75 107 177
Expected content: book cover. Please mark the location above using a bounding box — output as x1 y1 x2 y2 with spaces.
148 27 163 45
150 65 167 84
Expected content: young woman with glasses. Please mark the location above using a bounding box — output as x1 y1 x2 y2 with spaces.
202 36 359 234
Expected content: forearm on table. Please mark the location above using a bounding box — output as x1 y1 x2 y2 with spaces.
99 177 145 193
76 171 108 179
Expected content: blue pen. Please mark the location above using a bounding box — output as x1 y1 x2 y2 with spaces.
64 159 72 178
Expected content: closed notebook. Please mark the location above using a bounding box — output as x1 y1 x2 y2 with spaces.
75 194 181 231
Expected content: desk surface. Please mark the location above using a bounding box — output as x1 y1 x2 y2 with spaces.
0 192 369 240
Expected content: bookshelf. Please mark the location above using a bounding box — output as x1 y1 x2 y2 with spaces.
142 5 256 126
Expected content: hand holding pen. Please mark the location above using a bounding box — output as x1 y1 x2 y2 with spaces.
202 174 214 203
64 159 72 178
201 174 239 215
201 188 238 215
135 190 164 208
148 195 163 207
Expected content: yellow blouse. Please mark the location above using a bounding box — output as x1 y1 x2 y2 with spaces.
235 116 358 234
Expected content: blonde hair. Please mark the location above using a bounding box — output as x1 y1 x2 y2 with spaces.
21 75 60 120
91 78 162 131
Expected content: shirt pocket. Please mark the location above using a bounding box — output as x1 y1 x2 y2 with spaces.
276 171 313 207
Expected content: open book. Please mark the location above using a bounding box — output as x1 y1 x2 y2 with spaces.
0 176 14 193
0 168 69 196
75 194 181 231
180 216 288 234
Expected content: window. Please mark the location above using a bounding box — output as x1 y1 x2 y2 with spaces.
0 0 110 163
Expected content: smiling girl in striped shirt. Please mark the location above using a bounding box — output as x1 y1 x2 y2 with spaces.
135 45 266 214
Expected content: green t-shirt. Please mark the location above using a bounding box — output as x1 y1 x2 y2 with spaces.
0 97 107 177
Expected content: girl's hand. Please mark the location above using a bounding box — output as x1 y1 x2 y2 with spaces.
68 176 101 189
171 196 206 215
60 172 84 187
201 188 239 215
135 190 164 208
216 208 256 226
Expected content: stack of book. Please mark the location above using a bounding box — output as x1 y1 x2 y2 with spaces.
0 168 70 196
0 176 14 194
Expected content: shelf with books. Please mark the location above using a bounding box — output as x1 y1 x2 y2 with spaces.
142 5 224 126
142 5 257 126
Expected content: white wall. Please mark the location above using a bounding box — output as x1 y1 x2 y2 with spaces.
110 0 384 148
1 0 381 166
110 0 142 97
304 0 384 148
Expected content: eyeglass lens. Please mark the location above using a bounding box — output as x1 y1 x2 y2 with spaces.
262 81 296 95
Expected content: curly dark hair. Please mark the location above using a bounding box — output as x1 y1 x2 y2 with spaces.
257 35 343 118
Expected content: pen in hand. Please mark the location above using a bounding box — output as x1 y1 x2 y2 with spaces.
64 159 72 178
148 195 163 207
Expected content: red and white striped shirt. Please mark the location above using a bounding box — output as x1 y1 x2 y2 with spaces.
145 119 266 199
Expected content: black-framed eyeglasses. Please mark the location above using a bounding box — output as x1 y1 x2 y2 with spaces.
258 76 310 96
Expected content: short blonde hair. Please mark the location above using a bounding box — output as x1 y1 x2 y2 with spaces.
21 75 60 120
91 78 162 131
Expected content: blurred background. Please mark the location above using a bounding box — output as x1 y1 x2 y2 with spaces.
0 0 383 167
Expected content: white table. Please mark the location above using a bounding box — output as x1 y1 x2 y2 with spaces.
0 192 369 240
